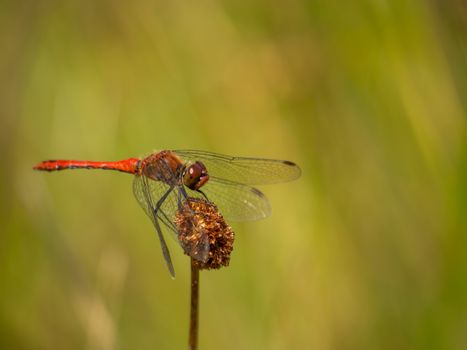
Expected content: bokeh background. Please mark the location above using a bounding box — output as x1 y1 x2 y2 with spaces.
1 1 467 349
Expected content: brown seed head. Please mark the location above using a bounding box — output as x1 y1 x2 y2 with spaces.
175 198 235 270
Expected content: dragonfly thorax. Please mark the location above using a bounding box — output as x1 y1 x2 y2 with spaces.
139 151 209 190
140 151 185 186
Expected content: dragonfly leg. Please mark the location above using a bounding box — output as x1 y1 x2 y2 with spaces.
196 189 209 201
177 187 185 209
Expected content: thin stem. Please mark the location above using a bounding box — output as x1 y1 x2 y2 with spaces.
188 259 200 350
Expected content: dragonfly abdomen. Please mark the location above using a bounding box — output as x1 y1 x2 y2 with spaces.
33 159 140 174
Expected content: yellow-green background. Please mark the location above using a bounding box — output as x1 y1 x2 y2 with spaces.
1 1 466 349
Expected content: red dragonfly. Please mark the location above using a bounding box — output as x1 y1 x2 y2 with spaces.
34 150 301 276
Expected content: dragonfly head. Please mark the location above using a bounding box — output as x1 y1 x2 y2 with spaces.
183 161 209 190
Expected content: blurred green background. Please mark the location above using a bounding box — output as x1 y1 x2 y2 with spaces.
1 0 467 349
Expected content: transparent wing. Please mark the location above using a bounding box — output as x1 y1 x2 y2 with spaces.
133 174 210 266
133 175 178 232
173 150 301 185
133 174 176 276
184 178 271 222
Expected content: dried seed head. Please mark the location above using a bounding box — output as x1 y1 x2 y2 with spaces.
175 198 235 270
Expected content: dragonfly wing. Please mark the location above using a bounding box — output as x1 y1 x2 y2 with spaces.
184 177 272 222
133 175 174 228
173 150 301 185
133 175 177 276
133 175 210 264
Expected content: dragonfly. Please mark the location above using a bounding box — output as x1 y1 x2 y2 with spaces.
33 150 301 277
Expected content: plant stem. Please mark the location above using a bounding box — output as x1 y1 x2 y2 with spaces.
188 258 200 350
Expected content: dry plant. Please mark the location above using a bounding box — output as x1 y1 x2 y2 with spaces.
175 197 235 350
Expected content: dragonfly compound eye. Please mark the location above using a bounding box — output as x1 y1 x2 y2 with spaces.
183 161 209 190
